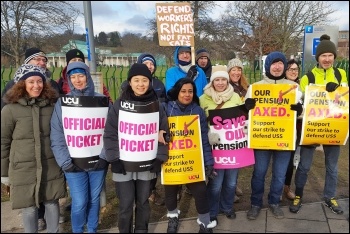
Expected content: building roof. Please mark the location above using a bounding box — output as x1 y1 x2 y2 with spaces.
46 40 167 65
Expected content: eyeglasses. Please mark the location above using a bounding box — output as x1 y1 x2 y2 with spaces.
32 57 47 63
287 68 299 72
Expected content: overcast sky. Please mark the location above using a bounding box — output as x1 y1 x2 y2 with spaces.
73 1 349 36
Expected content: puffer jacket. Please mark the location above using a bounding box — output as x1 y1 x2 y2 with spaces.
163 101 214 166
1 98 66 209
165 46 208 97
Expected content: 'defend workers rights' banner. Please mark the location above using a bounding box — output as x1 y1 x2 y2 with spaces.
248 84 298 150
118 100 160 172
156 2 194 46
208 104 255 169
300 85 349 145
61 96 109 170
161 115 205 185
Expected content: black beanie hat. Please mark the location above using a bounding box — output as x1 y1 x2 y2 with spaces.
195 48 210 61
24 48 47 64
66 49 85 64
127 63 152 82
315 34 337 62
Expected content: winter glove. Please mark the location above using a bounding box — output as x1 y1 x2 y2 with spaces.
186 65 198 80
93 158 109 171
149 158 163 173
290 103 303 117
111 160 126 175
1 177 10 186
205 165 217 180
326 82 339 92
64 163 83 173
208 131 220 145
244 98 256 111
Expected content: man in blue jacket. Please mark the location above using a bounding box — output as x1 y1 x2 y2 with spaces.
165 46 208 97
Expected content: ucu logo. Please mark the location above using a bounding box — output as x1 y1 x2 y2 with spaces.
62 97 79 105
121 101 134 110
188 174 199 180
276 143 289 147
215 157 236 164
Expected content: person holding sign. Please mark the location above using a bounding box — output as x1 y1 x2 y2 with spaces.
290 34 348 215
103 63 169 233
1 64 66 233
165 46 208 97
244 51 303 220
50 61 110 233
121 53 167 206
163 77 215 233
199 65 245 227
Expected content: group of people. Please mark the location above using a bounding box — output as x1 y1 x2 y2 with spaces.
0 33 347 233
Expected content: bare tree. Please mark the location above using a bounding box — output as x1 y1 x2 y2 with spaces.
1 1 80 66
223 1 336 68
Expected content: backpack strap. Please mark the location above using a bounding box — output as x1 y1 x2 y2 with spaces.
215 102 225 109
333 67 341 84
306 71 315 84
306 68 341 85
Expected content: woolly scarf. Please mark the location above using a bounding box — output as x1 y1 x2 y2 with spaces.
203 83 234 104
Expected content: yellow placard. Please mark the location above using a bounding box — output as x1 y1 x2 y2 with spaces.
300 85 349 145
161 115 205 185
248 84 298 150
155 2 194 46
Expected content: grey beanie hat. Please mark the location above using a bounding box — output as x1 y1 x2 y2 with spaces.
227 58 243 72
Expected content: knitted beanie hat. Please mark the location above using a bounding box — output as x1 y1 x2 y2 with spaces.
210 65 229 82
315 34 337 62
66 49 85 64
195 48 210 61
178 46 191 54
13 64 46 83
24 48 47 64
127 63 152 82
264 51 287 80
227 58 243 72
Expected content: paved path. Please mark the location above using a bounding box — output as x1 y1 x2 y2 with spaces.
1 198 348 233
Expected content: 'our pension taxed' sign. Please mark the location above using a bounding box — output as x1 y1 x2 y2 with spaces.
156 2 194 46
